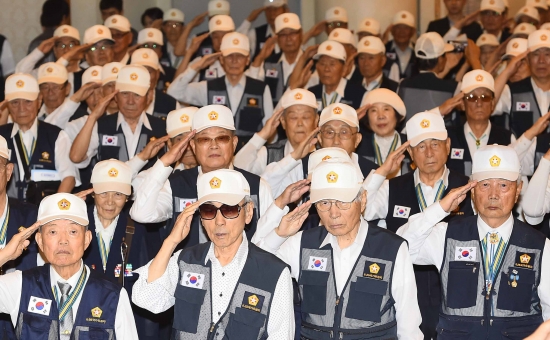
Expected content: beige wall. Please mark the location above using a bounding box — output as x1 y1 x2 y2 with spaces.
0 0 42 63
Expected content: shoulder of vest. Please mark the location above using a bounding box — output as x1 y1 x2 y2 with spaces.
509 77 532 92
0 124 13 137
37 121 61 134
247 242 288 271
245 76 267 87
146 114 167 132
98 112 119 124
234 167 261 183
255 24 269 35
511 218 547 245
490 125 512 136
155 90 177 105
368 224 407 246
301 227 329 248
400 73 457 91
8 197 38 216
388 170 414 186
344 82 367 96
169 166 199 181
380 76 399 92
447 169 470 186
307 84 322 96
179 241 211 263
385 41 394 51
399 133 407 142
22 263 50 280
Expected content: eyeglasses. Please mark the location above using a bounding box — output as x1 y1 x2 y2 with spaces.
327 22 346 28
165 22 184 29
55 42 79 50
320 128 356 140
143 43 160 49
198 202 248 220
464 93 493 103
315 199 353 212
194 135 232 146
90 44 113 52
39 84 66 93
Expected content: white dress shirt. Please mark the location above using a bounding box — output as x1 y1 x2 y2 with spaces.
0 261 138 338
463 121 517 159
396 205 550 321
248 49 303 85
256 219 423 340
522 157 550 225
93 206 119 255
132 232 294 338
234 134 294 176
494 78 550 119
362 73 384 92
0 198 8 249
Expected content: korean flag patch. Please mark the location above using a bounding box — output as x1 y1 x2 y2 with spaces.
201 47 213 55
181 271 205 289
178 198 197 212
516 102 530 111
213 95 226 105
455 246 477 261
451 148 464 160
266 69 278 78
308 256 327 271
205 69 217 79
102 135 118 146
393 205 411 219
27 296 51 316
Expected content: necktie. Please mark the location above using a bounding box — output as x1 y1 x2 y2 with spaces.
58 282 73 339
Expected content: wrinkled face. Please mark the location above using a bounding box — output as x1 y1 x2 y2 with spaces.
277 28 302 54
39 82 69 110
220 53 249 77
86 41 114 67
201 199 253 249
85 85 104 111
480 45 497 67
0 158 13 195
367 103 398 137
190 127 238 170
36 220 92 268
211 31 231 52
472 178 521 222
464 87 495 122
318 120 362 156
94 191 127 222
170 131 197 168
162 21 184 42
53 36 81 60
408 138 451 175
281 104 318 145
8 98 41 127
110 28 132 55
316 190 366 237
115 91 147 120
444 0 467 15
102 82 119 112
326 21 348 35
480 10 505 31
317 55 345 88
265 6 286 26
391 24 414 45
528 48 550 79
509 58 531 83
358 53 386 79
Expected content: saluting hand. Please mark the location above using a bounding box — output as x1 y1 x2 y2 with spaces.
525 319 550 340
375 141 410 177
257 106 284 141
356 103 372 121
70 82 101 103
90 90 118 121
0 220 41 267
160 130 196 167
275 179 311 209
291 128 319 160
167 201 200 246
74 188 94 200
439 181 477 213
37 37 58 54
191 52 222 72
138 135 170 162
275 201 311 238
524 111 550 141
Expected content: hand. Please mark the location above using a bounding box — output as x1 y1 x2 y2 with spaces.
89 90 117 121
275 201 311 238
526 319 550 340
0 220 41 266
465 39 481 69
290 60 314 90
382 24 393 44
305 20 327 41
454 10 479 29
274 179 311 209
445 52 464 71
439 181 477 213
151 18 163 29
70 82 101 103
356 103 372 121
38 37 58 54
189 12 208 28
375 141 410 177
60 43 91 62
138 135 170 161
187 32 210 56
291 128 319 160
127 44 140 55
304 44 319 60
166 201 199 246
439 92 464 116
524 111 550 140
160 130 196 166
252 36 277 66
257 107 284 140
247 7 266 22
74 188 94 200
503 49 529 79
344 52 358 78
191 52 222 71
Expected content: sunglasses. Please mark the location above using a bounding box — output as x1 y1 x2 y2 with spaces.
194 135 232 146
464 93 493 103
198 202 248 220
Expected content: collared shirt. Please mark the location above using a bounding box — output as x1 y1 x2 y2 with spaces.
374 132 401 163
234 133 294 176
248 50 304 86
494 78 550 118
93 206 119 254
392 41 413 75
0 197 9 249
255 219 423 339
464 121 492 157
131 233 294 337
0 261 138 338
165 42 181 69
362 73 383 92
321 77 348 109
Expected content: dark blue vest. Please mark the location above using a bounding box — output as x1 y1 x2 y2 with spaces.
382 41 418 80
263 52 286 107
253 24 271 59
308 81 366 112
151 90 177 120
506 77 549 137
346 64 363 87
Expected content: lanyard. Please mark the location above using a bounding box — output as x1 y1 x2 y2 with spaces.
322 92 338 110
373 133 399 165
96 232 113 273
415 181 445 211
481 235 507 295
52 267 87 322
468 132 486 148
17 132 36 166
0 208 10 246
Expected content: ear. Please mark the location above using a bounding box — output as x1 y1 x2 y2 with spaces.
84 229 92 250
280 114 287 130
445 138 451 155
246 56 251 67
35 231 43 252
407 146 414 162
219 57 226 68
5 162 13 182
515 179 523 203
360 190 367 214
64 84 71 97
354 130 363 149
232 135 238 153
244 201 254 224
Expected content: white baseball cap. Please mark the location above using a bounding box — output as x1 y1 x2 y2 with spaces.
5 73 39 102
0 135 10 160
515 6 540 22
471 144 520 181
280 89 318 110
328 28 356 47
275 13 301 34
38 193 89 226
528 29 550 51
513 23 537 37
542 23 550 31
54 25 80 41
197 169 250 206
362 88 406 120
102 62 123 85
84 25 114 45
220 32 249 57
358 18 380 36
264 0 287 7
307 147 352 176
415 32 454 59
310 160 363 203
166 107 199 138
104 15 131 33
131 48 160 70
82 66 103 85
476 33 500 47
357 36 386 55
208 0 230 16
209 15 235 33
320 103 359 128
325 6 348 23
392 11 415 28
503 38 528 59
528 0 549 9
406 112 448 147
461 69 495 94
115 64 151 96
480 0 506 13
192 104 235 133
313 40 347 62
37 62 68 85
91 159 132 195
163 8 184 23
138 28 164 46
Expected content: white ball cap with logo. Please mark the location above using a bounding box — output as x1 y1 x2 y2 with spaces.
310 160 363 203
471 144 520 182
208 0 230 16
307 147 352 177
328 28 356 47
476 33 499 47
528 29 550 51
91 159 132 195
513 23 536 37
528 0 549 10
38 193 89 227
5 73 39 102
82 66 103 85
38 62 68 85
415 32 454 59
54 25 80 41
325 6 348 23
461 69 495 94
313 40 346 62
392 11 415 28
192 104 235 133
138 28 164 46
275 13 301 34
208 15 235 34
0 135 10 160
104 14 131 33
363 88 406 120
480 0 505 13
406 112 447 147
280 88 318 110
515 6 540 22
163 8 184 23
504 38 528 59
115 64 151 97
358 18 380 35
358 36 385 55
320 103 359 128
220 32 249 57
264 0 287 7
166 107 199 138
84 25 114 45
131 48 160 70
102 62 124 85
197 169 250 206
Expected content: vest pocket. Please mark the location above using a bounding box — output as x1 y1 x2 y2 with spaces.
446 261 479 309
76 327 113 339
510 112 534 137
345 277 388 322
496 267 536 313
226 307 266 340
299 270 330 315
173 285 207 333
238 107 263 133
22 313 51 331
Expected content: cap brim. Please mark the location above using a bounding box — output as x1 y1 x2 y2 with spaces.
167 126 192 138
134 61 160 70
88 37 115 45
461 83 495 94
93 182 131 196
444 43 455 53
38 77 67 85
529 43 550 52
471 171 519 182
275 25 301 34
40 216 89 227
313 52 346 62
194 124 235 133
409 131 448 147
6 92 39 102
115 83 149 96
198 193 245 206
0 152 8 160
320 117 359 128
310 185 361 203
221 48 249 57
358 48 385 55
107 25 131 33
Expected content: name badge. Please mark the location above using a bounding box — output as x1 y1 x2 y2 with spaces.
27 296 52 316
308 256 327 271
181 271 205 289
178 198 197 212
102 135 119 146
455 246 477 261
202 47 213 55
213 95 226 105
393 205 411 219
386 52 396 60
451 148 464 160
266 69 278 78
205 69 217 79
516 102 530 111
114 263 133 277
31 169 60 182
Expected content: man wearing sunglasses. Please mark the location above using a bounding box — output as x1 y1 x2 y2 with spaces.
137 28 176 92
256 160 422 339
82 25 116 69
132 168 294 338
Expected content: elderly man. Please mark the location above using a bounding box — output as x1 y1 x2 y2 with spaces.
256 160 422 339
479 0 511 43
398 144 550 338
132 169 294 338
356 18 380 41
383 11 418 82
165 107 199 172
100 62 124 115
356 36 398 93
161 9 185 70
104 15 132 65
137 28 176 91
0 193 138 339
82 25 115 68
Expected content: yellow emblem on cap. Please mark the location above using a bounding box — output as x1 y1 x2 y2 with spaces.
333 32 339 38
401 13 407 18
97 28 103 34
46 67 53 73
322 155 332 161
91 307 102 318
216 19 222 25
208 111 219 120
112 67 119 74
142 53 149 59
542 34 549 41
248 294 259 307
520 253 531 264
369 263 380 274
512 42 519 48
326 171 338 183
420 119 430 128
108 168 118 178
283 17 289 23
148 32 154 37
490 155 501 167
130 73 138 81
180 114 189 123
58 199 71 210
481 36 486 41
171 11 177 16
92 70 99 77
16 80 24 88
334 9 340 14
112 18 118 24
521 26 526 31
41 152 49 160
365 20 371 26
326 44 332 51
364 40 370 46
210 177 222 189
233 39 239 45
333 106 342 114
294 92 302 100
476 74 483 82
62 28 69 34
524 8 529 12
489 0 495 4
216 2 222 8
